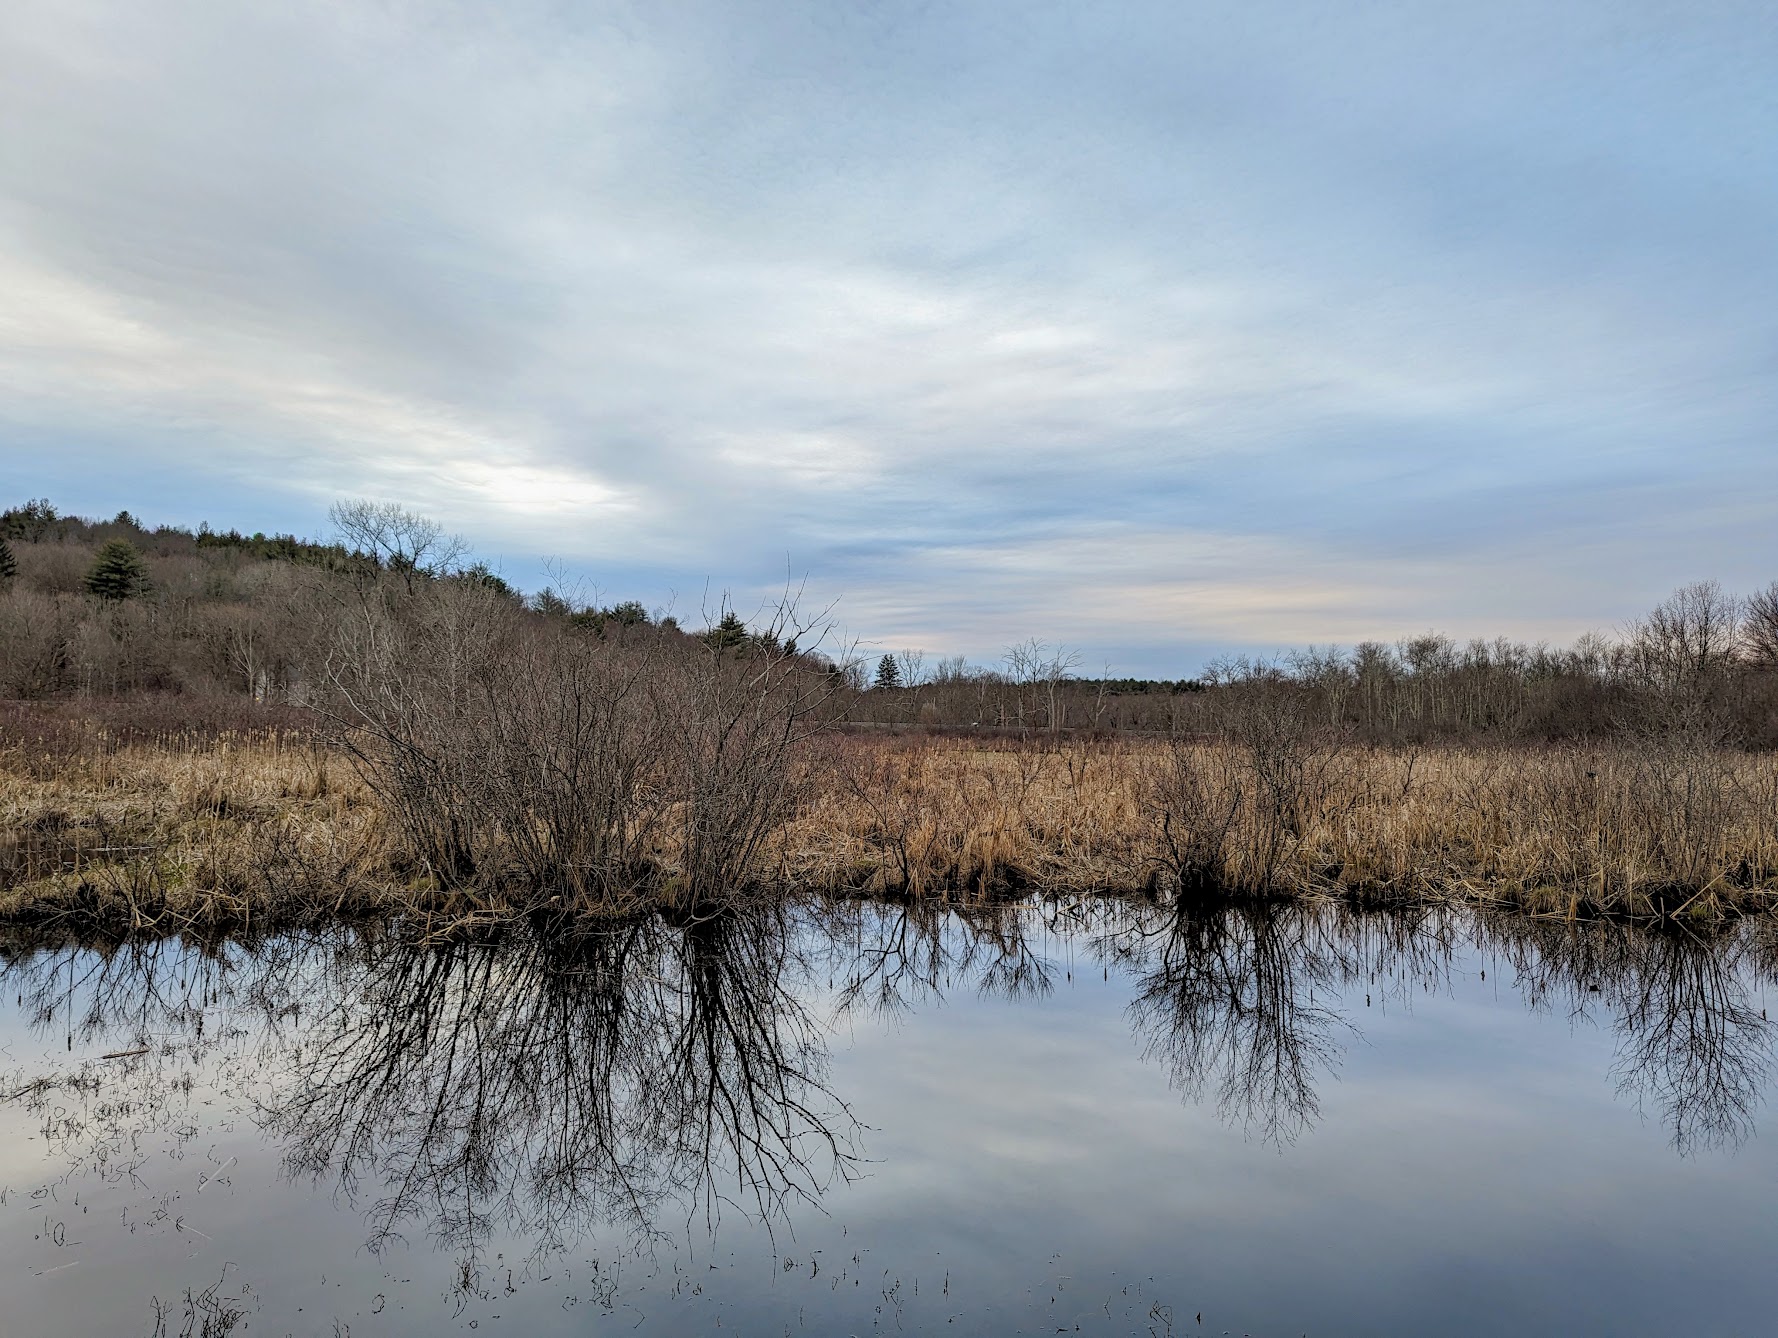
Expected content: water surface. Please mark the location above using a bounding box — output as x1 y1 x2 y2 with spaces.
2 899 1774 1335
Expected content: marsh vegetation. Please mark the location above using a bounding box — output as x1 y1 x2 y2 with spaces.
5 713 1778 931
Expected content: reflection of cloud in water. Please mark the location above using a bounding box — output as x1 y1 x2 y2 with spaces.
0 896 1773 1289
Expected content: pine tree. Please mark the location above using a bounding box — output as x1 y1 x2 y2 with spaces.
85 539 150 601
0 535 15 585
874 654 902 690
706 612 748 651
531 587 572 618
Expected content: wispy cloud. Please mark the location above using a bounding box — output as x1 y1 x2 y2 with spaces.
3 1 1774 672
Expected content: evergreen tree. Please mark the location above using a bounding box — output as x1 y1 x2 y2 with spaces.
874 654 902 689
0 535 15 585
531 587 572 618
1 498 59 541
85 539 150 600
458 562 519 600
706 611 748 651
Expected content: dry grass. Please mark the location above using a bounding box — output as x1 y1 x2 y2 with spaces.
0 724 407 932
5 723 1778 928
787 735 1778 918
786 736 1152 896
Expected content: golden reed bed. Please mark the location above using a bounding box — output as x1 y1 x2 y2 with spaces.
3 726 1776 932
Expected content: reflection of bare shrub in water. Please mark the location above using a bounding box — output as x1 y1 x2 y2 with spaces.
260 905 857 1259
4 893 1776 1321
0 930 325 1048
1478 914 1777 1152
1095 896 1778 1153
1099 901 1366 1145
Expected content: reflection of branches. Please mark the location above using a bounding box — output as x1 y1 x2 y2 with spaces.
810 900 1056 1019
1097 894 1778 1153
3 887 1775 1298
0 930 329 1223
1100 901 1366 1145
1477 914 1776 1152
261 904 857 1262
3 933 241 1048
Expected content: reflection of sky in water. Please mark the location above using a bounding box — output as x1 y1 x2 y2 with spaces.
1 906 1775 1336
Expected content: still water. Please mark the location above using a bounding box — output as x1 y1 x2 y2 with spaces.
1 899 1774 1336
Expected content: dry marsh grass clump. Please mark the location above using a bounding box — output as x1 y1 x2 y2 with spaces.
796 735 1149 896
1150 737 1773 915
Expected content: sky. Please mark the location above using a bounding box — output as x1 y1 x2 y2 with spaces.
2 1 1775 675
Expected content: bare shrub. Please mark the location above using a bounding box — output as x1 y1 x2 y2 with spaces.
1229 674 1342 885
1149 741 1246 891
0 588 76 696
652 598 846 904
1618 731 1744 895
1149 664 1345 894
321 575 520 889
1611 583 1751 893
833 737 927 892
319 579 844 910
475 619 670 901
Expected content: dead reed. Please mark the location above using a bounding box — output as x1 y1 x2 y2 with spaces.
0 722 409 933
785 733 1778 917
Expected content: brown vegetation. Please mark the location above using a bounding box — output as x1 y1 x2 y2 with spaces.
0 713 400 934
5 710 1776 933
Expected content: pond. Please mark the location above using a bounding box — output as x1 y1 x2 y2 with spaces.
2 899 1775 1336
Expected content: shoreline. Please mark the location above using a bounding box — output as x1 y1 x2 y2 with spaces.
5 704 1777 935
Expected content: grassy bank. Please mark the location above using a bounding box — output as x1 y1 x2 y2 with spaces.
792 734 1778 916
5 706 1778 931
0 710 402 932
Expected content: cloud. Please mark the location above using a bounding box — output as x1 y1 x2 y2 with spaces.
2 0 1774 674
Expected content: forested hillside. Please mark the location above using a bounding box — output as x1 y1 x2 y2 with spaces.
0 498 698 705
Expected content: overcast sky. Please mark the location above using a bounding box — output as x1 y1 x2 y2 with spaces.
3 2 1774 673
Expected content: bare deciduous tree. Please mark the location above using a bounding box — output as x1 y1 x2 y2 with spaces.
328 499 467 588
1003 638 1083 733
1745 581 1778 669
1629 580 1743 690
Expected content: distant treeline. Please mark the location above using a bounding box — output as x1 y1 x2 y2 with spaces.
2 497 1777 748
844 591 1778 746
